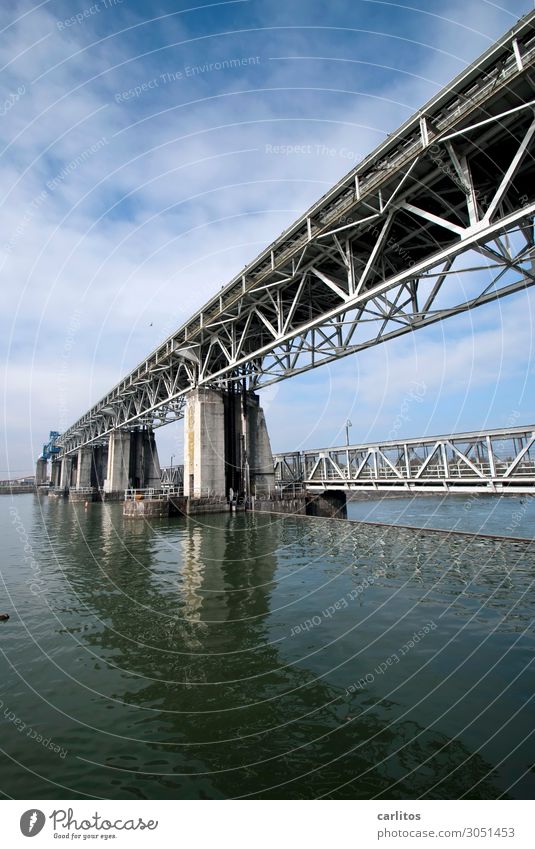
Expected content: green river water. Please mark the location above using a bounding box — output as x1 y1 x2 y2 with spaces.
1 493 534 799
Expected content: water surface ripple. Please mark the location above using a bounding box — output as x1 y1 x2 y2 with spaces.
1 494 534 799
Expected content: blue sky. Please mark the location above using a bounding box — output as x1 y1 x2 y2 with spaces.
1 0 533 475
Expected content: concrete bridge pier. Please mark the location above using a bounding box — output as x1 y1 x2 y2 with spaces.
64 447 95 502
104 431 131 499
101 427 162 500
75 448 92 488
247 395 276 497
130 428 162 489
35 457 48 486
184 388 226 499
90 445 108 494
59 456 73 492
183 388 274 504
51 459 61 488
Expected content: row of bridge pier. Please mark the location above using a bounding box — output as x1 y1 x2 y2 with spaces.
37 389 274 501
37 392 535 520
37 428 161 501
36 389 346 518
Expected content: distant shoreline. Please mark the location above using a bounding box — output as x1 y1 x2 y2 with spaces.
0 485 36 495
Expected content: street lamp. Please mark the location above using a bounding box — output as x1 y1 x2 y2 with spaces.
170 454 175 484
345 419 352 446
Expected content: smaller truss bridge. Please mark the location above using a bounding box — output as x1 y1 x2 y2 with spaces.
274 425 535 494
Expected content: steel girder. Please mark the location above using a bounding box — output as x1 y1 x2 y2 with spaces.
58 12 535 456
160 465 184 487
274 425 535 494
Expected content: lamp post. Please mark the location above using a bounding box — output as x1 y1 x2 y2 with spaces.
170 454 175 486
345 420 352 481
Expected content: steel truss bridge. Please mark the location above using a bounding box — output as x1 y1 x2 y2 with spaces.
59 12 535 455
160 465 184 489
274 425 535 494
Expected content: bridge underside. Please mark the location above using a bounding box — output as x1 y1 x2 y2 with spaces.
275 425 535 495
46 428 161 499
54 16 535 458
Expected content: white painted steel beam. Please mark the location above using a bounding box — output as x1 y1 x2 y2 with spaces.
56 13 535 455
274 425 535 493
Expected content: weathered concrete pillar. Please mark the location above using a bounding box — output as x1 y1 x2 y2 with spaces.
246 395 275 497
51 459 61 488
35 458 48 486
91 445 108 492
144 429 161 488
183 388 273 501
59 456 73 491
129 428 161 489
223 392 243 496
70 458 78 488
130 430 143 489
75 448 92 488
184 389 226 498
104 431 131 496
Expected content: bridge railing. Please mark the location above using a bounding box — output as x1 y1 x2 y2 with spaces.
302 461 535 481
275 427 535 490
124 487 183 501
261 483 305 499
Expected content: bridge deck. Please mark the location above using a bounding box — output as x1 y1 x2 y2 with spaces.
274 424 535 494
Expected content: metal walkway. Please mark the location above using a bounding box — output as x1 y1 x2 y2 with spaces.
274 425 535 494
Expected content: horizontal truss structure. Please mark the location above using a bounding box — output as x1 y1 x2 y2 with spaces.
274 425 535 494
160 465 184 488
59 12 535 455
